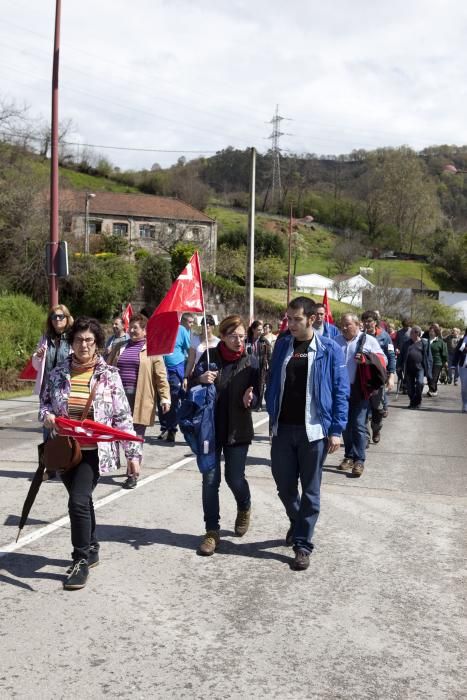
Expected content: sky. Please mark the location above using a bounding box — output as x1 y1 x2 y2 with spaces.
1 0 467 170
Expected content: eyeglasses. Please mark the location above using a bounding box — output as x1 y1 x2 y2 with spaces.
51 313 65 321
226 334 246 341
73 336 96 346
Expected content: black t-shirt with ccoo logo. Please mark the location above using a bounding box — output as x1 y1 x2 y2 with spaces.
279 338 310 425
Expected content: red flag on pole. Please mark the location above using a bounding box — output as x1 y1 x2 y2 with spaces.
18 357 37 381
322 289 334 325
146 252 204 356
122 303 133 332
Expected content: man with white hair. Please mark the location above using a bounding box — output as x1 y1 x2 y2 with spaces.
335 314 385 477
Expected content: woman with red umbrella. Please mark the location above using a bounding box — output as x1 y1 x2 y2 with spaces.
40 317 141 590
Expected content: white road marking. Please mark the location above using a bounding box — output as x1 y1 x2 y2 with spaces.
0 417 270 558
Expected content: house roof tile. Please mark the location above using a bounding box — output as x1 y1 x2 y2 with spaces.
59 190 214 223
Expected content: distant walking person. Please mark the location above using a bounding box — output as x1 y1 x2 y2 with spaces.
32 304 74 399
426 324 448 397
453 329 467 412
266 297 349 571
335 314 385 477
158 313 194 442
312 304 340 338
445 327 461 386
108 313 170 488
246 320 271 409
104 316 129 358
398 325 433 410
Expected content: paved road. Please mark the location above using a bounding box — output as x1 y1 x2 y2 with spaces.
0 386 466 699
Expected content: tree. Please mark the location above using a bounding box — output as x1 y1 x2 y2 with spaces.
363 148 442 253
139 254 171 306
60 257 137 320
170 242 197 279
254 256 287 288
332 235 363 274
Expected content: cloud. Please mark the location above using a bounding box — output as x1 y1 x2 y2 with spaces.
1 0 467 168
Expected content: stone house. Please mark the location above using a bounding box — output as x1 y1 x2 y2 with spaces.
59 190 217 271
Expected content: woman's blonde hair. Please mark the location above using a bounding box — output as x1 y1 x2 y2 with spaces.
46 304 74 337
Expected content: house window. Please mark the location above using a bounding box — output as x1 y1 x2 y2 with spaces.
139 224 156 239
113 223 128 236
192 227 200 240
89 220 102 234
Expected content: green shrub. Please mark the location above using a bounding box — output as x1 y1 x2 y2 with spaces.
170 242 197 279
61 257 137 320
0 294 45 388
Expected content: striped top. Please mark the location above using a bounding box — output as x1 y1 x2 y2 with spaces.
117 340 144 394
69 366 96 449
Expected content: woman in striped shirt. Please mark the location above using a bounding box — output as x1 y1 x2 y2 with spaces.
108 313 171 489
41 317 141 590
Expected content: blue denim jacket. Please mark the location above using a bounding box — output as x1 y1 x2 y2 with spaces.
265 333 349 439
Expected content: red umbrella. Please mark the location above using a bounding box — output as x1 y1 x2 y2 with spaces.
55 417 144 445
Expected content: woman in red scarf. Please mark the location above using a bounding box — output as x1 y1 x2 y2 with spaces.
190 314 259 556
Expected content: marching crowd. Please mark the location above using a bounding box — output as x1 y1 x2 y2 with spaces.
31 301 467 588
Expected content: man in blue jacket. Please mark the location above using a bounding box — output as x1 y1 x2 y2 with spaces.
313 304 340 339
265 297 349 572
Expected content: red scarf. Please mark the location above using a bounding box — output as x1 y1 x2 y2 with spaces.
218 340 244 363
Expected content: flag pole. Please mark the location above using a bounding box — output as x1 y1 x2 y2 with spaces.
197 251 210 367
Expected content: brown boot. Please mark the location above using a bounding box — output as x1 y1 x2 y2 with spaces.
198 530 220 556
234 508 251 537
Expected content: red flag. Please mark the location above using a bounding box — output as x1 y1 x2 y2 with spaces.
18 357 37 381
147 252 204 356
122 303 133 332
279 313 288 333
322 289 334 325
55 416 144 445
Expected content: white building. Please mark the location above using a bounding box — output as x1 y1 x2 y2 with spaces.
294 273 334 297
331 274 375 307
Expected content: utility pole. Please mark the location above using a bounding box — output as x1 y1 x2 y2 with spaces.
246 147 256 323
287 204 293 306
49 0 61 307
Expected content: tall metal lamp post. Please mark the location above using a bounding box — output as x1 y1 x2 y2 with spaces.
84 192 96 254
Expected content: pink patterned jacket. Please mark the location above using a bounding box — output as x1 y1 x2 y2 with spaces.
39 355 142 474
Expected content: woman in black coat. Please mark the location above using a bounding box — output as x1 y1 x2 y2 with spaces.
191 314 259 556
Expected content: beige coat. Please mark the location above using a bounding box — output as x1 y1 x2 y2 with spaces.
108 341 170 426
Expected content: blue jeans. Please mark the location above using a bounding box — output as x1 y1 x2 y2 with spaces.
271 424 327 553
159 363 184 432
448 354 459 383
202 444 251 531
459 366 467 410
343 398 369 463
406 369 425 407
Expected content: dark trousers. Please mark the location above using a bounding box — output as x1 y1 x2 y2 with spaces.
428 365 442 393
271 424 327 553
61 450 100 562
202 444 250 531
159 364 184 432
448 353 459 383
406 368 425 407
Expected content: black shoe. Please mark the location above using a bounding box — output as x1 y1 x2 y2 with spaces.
285 522 295 547
64 559 89 590
372 430 381 444
166 430 176 443
290 549 310 571
382 409 389 418
157 430 168 440
66 546 99 574
122 476 138 489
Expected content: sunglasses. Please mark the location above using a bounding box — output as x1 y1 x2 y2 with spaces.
51 313 66 321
